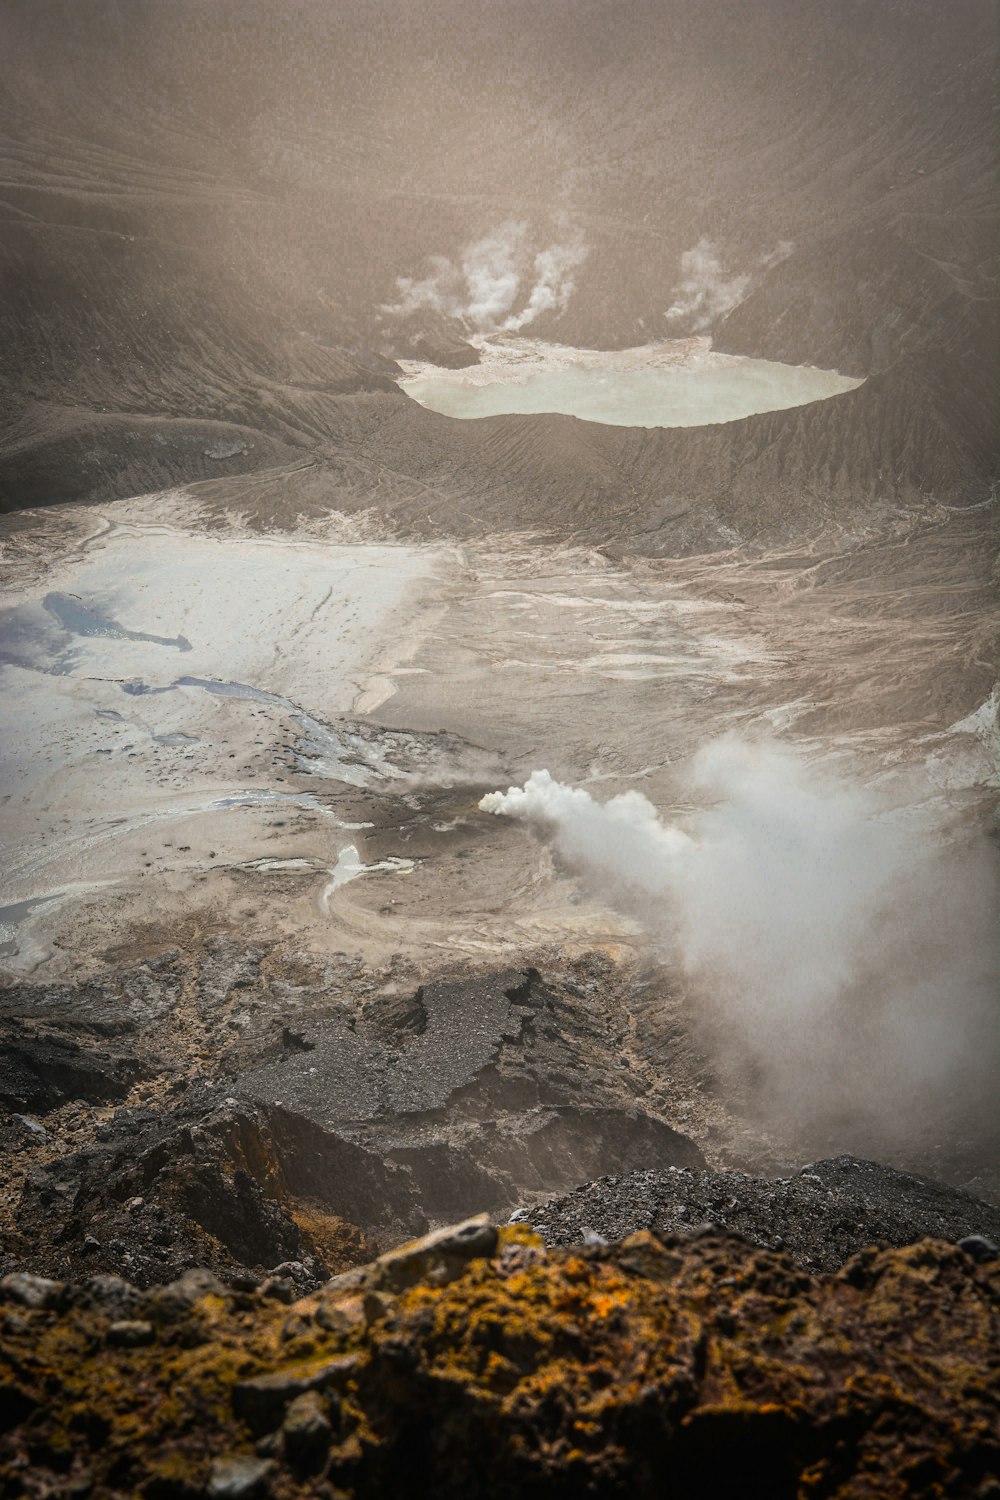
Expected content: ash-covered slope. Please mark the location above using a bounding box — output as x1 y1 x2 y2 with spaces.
519 1156 1000 1273
1 0 996 539
0 954 705 1288
4 941 998 1294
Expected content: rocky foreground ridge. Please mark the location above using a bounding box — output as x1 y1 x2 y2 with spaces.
3 960 998 1494
1 1215 998 1499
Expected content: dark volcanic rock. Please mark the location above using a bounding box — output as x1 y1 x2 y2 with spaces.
2 955 704 1291
519 1153 1000 1271
4 1095 335 1289
4 949 995 1299
239 967 704 1228
0 1018 146 1111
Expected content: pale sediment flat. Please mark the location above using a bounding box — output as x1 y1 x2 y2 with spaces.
0 496 994 981
397 335 864 428
0 500 451 964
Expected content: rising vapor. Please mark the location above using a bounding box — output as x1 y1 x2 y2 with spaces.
481 741 998 1144
666 237 794 330
384 220 588 332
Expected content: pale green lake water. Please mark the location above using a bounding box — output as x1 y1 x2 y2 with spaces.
401 357 863 428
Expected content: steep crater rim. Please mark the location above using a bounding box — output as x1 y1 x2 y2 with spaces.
396 334 866 429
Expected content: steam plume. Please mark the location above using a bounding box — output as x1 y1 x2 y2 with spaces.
481 741 998 1144
666 237 793 331
384 220 588 332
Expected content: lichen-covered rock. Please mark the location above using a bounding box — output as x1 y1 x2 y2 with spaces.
323 1212 500 1298
281 1389 334 1473
0 1223 996 1498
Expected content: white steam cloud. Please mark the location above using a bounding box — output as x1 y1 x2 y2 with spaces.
384 220 588 333
481 741 997 1144
666 237 793 331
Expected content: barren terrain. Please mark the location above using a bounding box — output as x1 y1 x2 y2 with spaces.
0 0 997 1308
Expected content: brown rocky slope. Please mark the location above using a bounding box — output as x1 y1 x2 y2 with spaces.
1 1216 997 1499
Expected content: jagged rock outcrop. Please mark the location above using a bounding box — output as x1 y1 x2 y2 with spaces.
3 1094 389 1291
0 956 707 1288
0 1219 997 1497
238 967 704 1229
